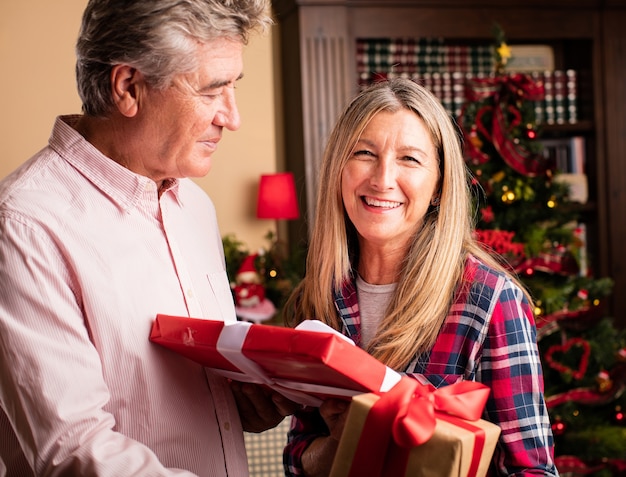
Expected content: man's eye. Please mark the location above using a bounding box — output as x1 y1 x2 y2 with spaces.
200 87 223 98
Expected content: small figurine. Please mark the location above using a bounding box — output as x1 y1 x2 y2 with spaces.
233 254 276 323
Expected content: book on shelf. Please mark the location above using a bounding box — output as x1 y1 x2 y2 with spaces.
543 70 556 125
451 71 465 118
543 69 578 125
553 70 566 124
540 136 588 203
566 69 578 124
531 71 545 124
540 136 585 174
353 39 579 125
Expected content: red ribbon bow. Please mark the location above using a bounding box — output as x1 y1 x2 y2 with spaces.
389 377 490 447
347 376 491 477
461 73 548 177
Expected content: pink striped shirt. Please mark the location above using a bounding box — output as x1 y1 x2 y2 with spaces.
0 116 248 476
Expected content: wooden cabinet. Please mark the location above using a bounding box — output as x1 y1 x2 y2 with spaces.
271 0 626 326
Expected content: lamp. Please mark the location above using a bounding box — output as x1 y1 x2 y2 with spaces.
256 172 299 220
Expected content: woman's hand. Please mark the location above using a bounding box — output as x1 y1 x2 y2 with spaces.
319 398 350 441
300 398 351 477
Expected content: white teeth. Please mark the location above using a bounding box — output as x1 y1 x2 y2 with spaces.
364 197 401 208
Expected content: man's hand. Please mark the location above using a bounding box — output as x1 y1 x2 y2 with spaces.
230 380 301 433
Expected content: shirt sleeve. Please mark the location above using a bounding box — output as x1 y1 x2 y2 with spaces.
478 279 559 477
283 410 329 476
0 216 196 476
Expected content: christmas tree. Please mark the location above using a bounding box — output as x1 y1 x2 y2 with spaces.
460 26 626 476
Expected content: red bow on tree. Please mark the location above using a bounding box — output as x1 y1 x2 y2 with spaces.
462 73 548 177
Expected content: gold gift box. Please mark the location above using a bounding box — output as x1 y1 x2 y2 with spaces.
330 392 501 477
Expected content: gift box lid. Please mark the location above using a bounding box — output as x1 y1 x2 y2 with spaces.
150 314 401 404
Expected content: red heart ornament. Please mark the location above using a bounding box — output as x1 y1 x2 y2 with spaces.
545 337 591 380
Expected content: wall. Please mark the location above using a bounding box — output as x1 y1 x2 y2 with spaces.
0 0 278 252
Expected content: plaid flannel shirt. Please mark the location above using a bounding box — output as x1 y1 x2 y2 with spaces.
284 255 558 476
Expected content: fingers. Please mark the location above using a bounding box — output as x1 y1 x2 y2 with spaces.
271 391 302 417
230 381 289 433
319 398 350 441
319 398 349 419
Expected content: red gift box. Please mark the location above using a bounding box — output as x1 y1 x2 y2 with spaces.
149 314 401 406
329 377 501 477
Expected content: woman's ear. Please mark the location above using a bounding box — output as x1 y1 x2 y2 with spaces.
110 64 144 117
430 194 441 206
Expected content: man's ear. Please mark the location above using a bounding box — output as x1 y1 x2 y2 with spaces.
110 64 144 117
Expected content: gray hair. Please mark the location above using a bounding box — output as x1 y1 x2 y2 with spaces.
75 0 272 116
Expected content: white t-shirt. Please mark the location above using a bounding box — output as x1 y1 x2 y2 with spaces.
355 274 397 348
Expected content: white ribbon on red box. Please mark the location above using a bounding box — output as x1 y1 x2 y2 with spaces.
215 320 401 407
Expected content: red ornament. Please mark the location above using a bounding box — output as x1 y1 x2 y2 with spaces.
475 229 525 259
551 416 566 435
480 205 495 223
615 405 625 425
545 337 591 380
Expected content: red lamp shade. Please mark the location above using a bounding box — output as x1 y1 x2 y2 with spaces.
256 172 299 220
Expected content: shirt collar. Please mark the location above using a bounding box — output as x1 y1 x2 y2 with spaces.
49 115 182 211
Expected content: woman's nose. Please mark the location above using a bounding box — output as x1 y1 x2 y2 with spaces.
370 158 396 190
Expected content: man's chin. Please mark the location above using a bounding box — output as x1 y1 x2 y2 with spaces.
188 160 213 178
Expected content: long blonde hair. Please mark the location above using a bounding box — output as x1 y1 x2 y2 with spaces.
284 78 530 370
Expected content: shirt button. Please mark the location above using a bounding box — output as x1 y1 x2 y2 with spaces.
187 289 194 298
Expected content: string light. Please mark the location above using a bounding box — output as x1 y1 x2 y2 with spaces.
502 190 516 203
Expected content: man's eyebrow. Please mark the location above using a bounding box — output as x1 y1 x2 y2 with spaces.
200 73 244 92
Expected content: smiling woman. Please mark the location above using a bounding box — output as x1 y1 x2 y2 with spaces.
281 77 558 477
341 109 441 277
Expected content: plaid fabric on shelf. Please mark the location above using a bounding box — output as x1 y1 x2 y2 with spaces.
245 418 291 476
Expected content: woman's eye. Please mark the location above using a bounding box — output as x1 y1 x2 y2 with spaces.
402 155 421 165
354 150 374 158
